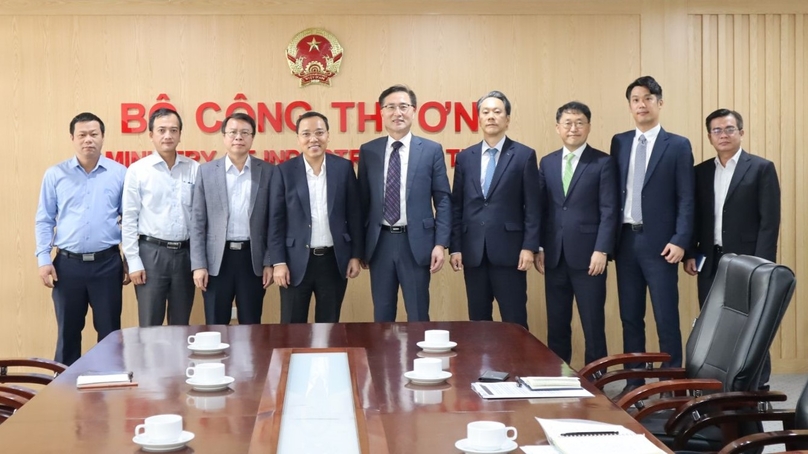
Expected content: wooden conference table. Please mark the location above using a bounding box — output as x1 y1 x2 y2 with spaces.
0 322 672 453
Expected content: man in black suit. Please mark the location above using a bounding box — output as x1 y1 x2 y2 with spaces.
536 101 619 364
684 108 780 388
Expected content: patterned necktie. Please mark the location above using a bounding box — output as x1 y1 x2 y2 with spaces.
562 152 575 196
631 134 647 223
383 141 403 225
482 148 498 198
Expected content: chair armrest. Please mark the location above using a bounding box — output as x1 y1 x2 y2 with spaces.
672 409 797 451
717 429 808 454
0 358 67 375
0 391 28 410
666 390 789 433
0 385 36 400
578 353 671 383
594 367 687 389
615 378 723 411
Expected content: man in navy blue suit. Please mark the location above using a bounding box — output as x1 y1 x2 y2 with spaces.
536 101 619 363
269 111 364 323
449 91 540 329
358 85 451 322
611 76 694 393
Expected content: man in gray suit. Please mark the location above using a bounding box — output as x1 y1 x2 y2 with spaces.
358 84 452 322
190 113 274 325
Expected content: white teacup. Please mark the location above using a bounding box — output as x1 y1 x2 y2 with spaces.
186 362 225 383
134 414 183 443
187 331 221 348
424 329 450 345
187 394 226 411
413 357 442 378
413 389 443 404
467 420 517 450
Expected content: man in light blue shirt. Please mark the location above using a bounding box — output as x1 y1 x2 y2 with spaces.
35 112 129 365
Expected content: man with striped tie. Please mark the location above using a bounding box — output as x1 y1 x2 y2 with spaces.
449 91 541 329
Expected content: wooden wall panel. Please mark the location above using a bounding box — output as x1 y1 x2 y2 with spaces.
0 0 806 373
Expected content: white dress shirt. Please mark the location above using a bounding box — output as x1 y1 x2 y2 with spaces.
305 157 333 247
225 155 252 241
713 148 743 246
561 143 586 179
122 152 200 273
623 124 661 224
479 136 506 186
382 132 412 226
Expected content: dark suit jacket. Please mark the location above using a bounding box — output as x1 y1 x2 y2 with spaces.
449 137 540 267
190 157 274 276
690 149 780 273
357 135 451 266
538 145 619 270
268 153 364 287
611 128 695 254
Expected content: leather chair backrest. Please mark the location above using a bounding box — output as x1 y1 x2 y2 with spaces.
795 380 808 429
685 254 796 392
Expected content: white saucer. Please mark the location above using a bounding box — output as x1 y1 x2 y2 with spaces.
403 370 452 385
187 342 229 355
186 376 234 392
417 340 457 353
133 430 194 452
455 438 517 454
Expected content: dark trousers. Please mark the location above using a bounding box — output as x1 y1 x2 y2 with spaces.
52 251 123 366
697 246 771 388
545 254 608 364
279 249 347 323
616 226 682 385
463 248 528 329
370 230 431 322
135 239 194 327
204 243 266 325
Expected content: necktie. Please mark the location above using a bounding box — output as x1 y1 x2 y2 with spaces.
383 141 403 225
482 148 497 198
562 153 575 196
631 135 647 223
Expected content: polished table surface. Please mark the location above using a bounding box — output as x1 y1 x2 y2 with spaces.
0 322 672 453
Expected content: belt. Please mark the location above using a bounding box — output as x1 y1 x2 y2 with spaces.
226 240 249 251
310 246 334 256
380 225 407 233
139 235 189 250
714 244 724 254
623 223 643 232
58 245 119 262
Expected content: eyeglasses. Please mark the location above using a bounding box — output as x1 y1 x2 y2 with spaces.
298 130 328 139
559 121 589 130
710 127 739 136
225 130 254 138
381 103 413 113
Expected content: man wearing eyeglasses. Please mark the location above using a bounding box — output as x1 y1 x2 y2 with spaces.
684 108 780 390
122 108 200 327
536 101 618 363
190 113 275 325
269 111 363 323
449 91 540 329
358 84 451 322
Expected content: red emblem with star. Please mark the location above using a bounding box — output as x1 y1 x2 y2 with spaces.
286 28 343 87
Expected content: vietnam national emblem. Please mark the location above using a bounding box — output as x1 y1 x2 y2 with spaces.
286 28 343 87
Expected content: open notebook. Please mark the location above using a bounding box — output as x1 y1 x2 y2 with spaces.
536 418 665 454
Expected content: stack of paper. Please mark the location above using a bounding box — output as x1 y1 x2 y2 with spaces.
518 376 581 390
471 382 592 399
76 371 137 389
536 418 665 454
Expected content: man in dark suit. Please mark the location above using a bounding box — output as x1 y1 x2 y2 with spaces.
269 111 363 323
358 84 452 322
684 108 780 388
536 101 619 363
190 113 274 325
612 76 695 392
449 91 540 329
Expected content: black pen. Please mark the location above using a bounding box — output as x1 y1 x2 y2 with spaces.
515 376 522 387
559 431 619 437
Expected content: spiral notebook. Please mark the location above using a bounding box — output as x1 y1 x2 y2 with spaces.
536 418 665 454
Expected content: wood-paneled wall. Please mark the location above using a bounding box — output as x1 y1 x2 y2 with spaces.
0 0 805 372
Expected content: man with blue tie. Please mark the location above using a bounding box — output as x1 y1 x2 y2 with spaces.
358 84 451 322
611 76 695 395
449 91 540 329
536 101 619 363
270 111 363 323
35 112 129 365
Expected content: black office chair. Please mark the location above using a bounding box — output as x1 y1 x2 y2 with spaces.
580 254 796 451
0 357 66 424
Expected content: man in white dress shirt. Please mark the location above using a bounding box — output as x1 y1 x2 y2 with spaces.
122 108 199 326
